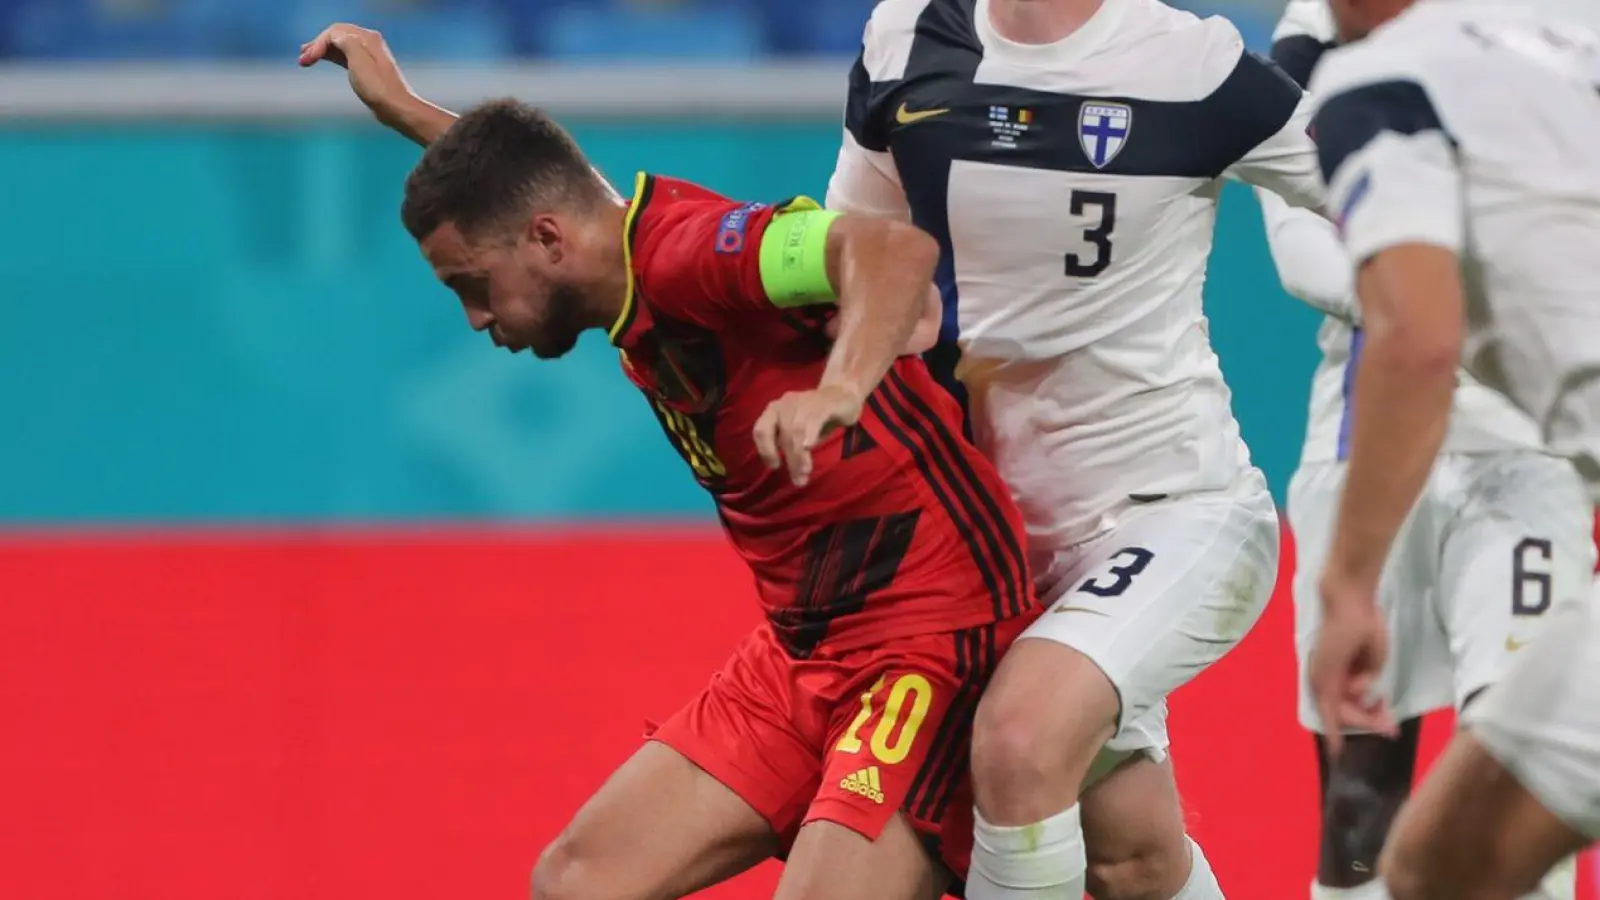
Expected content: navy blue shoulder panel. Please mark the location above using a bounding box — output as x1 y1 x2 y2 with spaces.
1312 79 1446 182
1272 34 1335 89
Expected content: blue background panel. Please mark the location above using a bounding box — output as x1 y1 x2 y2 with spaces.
0 123 1319 522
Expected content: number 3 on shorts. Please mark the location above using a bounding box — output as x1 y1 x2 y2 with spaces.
835 674 934 765
1077 546 1155 598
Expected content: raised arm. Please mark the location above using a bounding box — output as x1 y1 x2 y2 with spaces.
299 24 457 147
301 24 621 200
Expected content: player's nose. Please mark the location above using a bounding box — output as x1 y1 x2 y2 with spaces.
465 308 494 333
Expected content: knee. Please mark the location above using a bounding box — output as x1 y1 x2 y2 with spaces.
971 690 1058 795
1085 834 1192 900
1379 826 1501 900
970 664 1116 810
531 837 590 900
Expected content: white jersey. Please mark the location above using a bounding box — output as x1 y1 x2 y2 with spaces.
1264 0 1545 465
1312 0 1600 499
828 0 1323 549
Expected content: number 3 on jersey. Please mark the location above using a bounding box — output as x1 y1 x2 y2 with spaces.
836 673 933 765
1065 190 1117 278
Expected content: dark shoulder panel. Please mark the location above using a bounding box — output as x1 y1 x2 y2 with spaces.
845 56 899 153
1195 50 1305 170
1311 79 1447 182
1272 35 1335 89
846 0 979 153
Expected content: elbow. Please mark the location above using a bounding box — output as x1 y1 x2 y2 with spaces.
1367 318 1461 380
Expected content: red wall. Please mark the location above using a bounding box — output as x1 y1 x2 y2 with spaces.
0 528 1591 900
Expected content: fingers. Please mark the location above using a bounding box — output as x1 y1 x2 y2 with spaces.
297 30 332 66
1312 650 1398 761
781 410 818 488
298 23 366 67
752 395 840 487
753 404 782 473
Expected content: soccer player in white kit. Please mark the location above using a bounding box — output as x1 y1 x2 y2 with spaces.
1308 1 1600 898
1262 4 1594 900
827 0 1322 897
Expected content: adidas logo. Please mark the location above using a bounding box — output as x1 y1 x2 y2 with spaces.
839 766 885 804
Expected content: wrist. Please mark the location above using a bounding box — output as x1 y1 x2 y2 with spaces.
817 376 870 406
1321 550 1381 606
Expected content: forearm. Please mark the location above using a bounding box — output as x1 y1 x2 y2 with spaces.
376 94 457 147
1326 330 1452 586
821 226 938 398
1325 254 1462 591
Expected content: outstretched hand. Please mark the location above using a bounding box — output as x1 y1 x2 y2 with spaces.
299 23 414 122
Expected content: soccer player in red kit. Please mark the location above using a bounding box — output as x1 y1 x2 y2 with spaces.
302 23 1043 900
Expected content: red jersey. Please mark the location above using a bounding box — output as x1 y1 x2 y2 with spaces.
610 173 1034 657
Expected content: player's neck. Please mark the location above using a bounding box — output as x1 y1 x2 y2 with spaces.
987 0 1104 45
593 201 632 333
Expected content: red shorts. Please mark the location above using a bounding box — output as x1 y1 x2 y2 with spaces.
647 613 1037 880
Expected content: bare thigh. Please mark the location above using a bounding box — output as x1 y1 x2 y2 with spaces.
1381 734 1590 900
533 741 780 900
774 815 948 900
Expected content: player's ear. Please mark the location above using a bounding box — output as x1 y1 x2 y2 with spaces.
525 213 563 260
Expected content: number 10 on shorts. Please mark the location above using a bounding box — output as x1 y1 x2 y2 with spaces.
836 674 934 765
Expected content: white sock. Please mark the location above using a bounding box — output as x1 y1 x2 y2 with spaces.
1524 853 1577 900
967 804 1086 900
1311 879 1390 900
1170 837 1224 900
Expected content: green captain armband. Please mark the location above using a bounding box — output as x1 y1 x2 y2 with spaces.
758 200 841 308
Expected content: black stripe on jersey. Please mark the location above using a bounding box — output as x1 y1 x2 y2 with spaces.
915 626 992 822
1312 80 1449 184
874 375 1022 620
866 392 1006 621
1271 35 1335 90
886 371 1028 618
904 627 974 819
841 423 880 460
784 511 923 658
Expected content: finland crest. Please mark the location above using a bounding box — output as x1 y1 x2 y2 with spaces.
1079 102 1132 169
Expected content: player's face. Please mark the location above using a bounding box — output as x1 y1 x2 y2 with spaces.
420 218 588 360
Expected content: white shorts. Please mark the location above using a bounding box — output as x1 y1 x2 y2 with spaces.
1466 591 1600 840
1289 452 1594 733
1021 468 1280 762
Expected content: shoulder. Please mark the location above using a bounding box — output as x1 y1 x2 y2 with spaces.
860 0 931 81
1274 0 1335 44
1310 7 1486 112
1113 2 1257 99
630 176 759 278
1271 0 1336 88
1308 20 1464 174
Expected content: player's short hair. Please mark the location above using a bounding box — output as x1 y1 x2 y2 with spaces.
400 98 605 242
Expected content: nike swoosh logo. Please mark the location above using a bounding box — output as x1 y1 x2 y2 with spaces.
1505 635 1530 652
1051 605 1111 617
895 103 950 125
